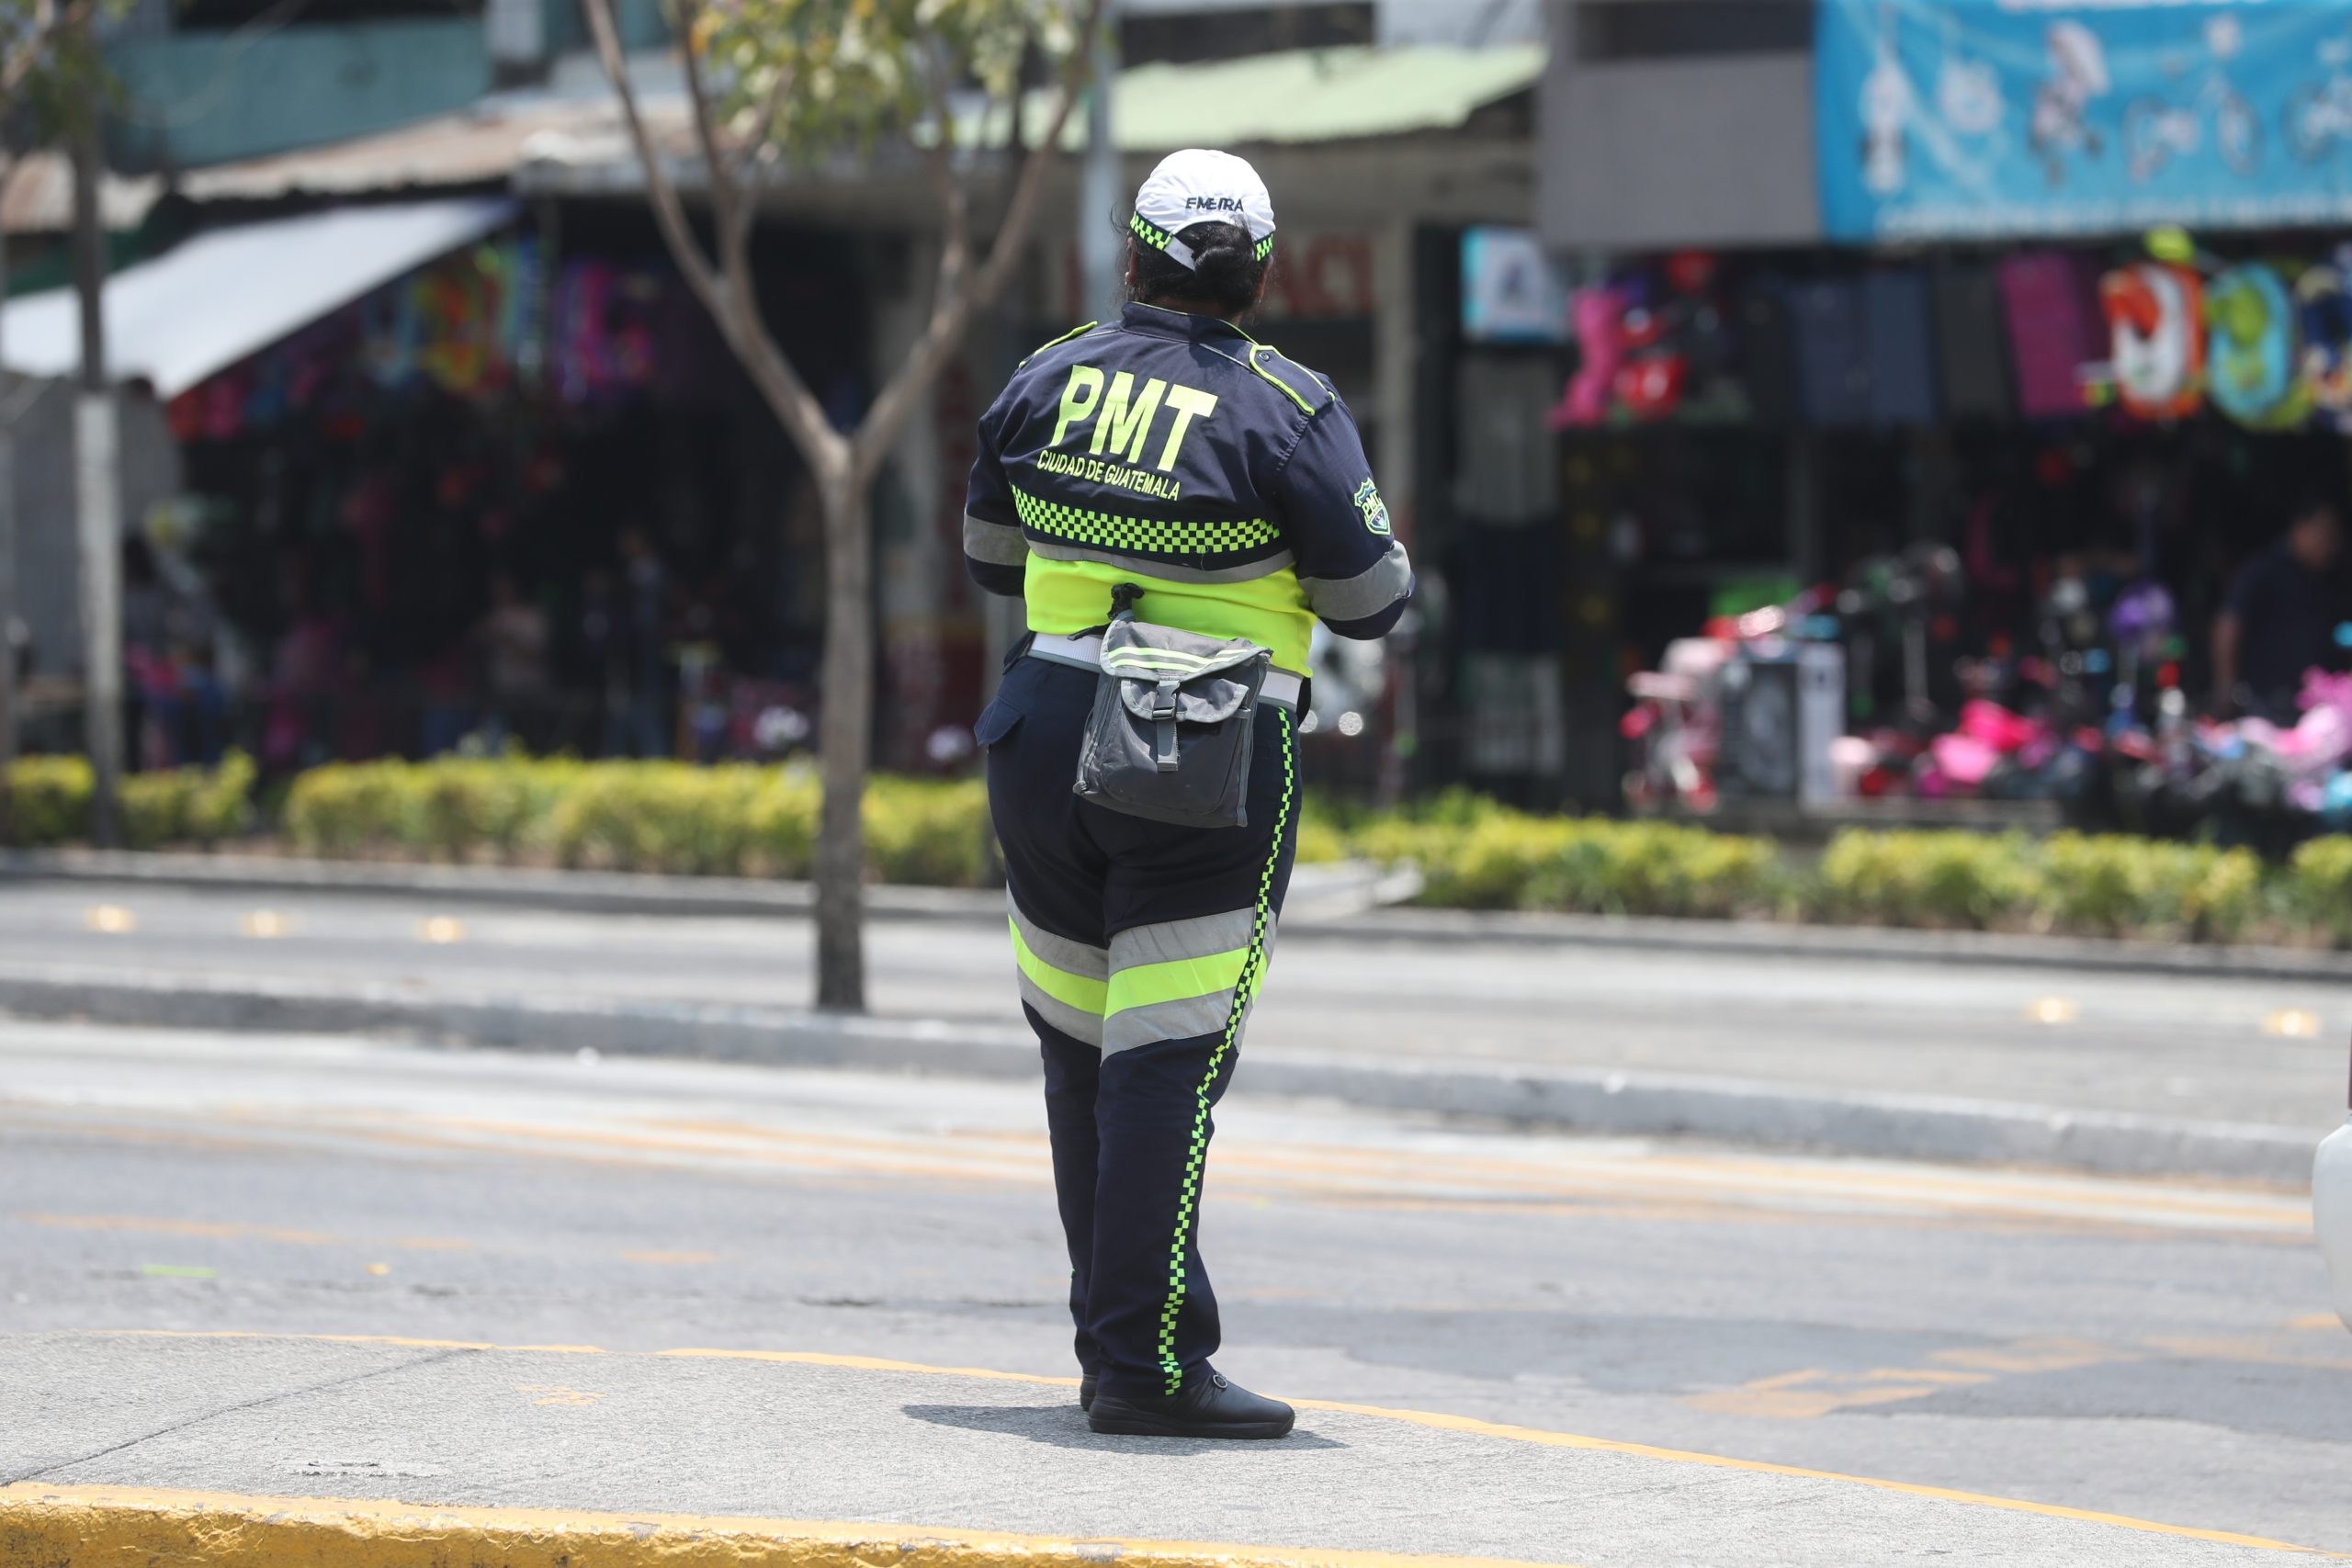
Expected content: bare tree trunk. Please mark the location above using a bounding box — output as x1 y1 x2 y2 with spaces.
70 41 120 846
0 206 15 848
576 0 1102 1013
813 459 871 1011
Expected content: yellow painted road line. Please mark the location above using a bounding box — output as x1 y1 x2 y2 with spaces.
7 1106 2307 1241
658 1347 1080 1387
57 1332 2336 1554
1687 1331 2352 1420
14 1213 479 1253
1193 1137 2308 1225
0 1484 1575 1568
417 1116 1048 1184
1289 1400 2333 1556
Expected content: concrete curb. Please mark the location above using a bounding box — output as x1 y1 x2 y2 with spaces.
0 965 2314 1187
0 847 1002 921
0 1484 1429 1568
1303 908 2352 985
7 847 2349 983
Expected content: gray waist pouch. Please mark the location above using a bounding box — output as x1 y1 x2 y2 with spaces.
1074 616 1272 829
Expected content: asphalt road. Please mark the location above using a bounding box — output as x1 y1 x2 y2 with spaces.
1 1020 2344 1555
2 877 2348 1131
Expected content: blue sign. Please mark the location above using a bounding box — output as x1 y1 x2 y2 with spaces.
1818 0 2352 242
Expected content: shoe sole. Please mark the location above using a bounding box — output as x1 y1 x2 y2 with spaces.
1087 1413 1295 1439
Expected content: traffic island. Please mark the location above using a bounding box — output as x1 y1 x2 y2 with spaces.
0 1331 2324 1566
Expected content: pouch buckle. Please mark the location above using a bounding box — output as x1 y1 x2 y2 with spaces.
1150 678 1182 772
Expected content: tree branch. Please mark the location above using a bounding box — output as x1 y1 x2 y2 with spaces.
579 0 841 468
852 0 1105 482
727 59 796 198
673 0 752 283
1 0 92 102
917 39 971 314
579 0 720 310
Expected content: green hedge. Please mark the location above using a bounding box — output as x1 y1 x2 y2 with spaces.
1348 800 2331 944
0 751 254 849
6 752 2350 946
277 757 997 886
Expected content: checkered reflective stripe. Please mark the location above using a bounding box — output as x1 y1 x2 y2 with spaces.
1130 212 1175 252
1012 485 1280 562
1156 708 1295 1394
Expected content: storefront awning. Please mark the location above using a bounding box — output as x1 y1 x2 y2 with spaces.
0 197 514 396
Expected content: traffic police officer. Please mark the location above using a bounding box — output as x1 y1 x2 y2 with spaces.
964 149 1413 1439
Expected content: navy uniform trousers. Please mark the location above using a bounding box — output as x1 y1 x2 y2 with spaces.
978 653 1299 1401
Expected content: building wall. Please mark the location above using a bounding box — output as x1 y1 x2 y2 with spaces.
1537 0 1819 253
108 18 490 172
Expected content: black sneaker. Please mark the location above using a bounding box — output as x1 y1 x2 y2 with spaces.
1087 1370 1295 1439
1079 1372 1097 1412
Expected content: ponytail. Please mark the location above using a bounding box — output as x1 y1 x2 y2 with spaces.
1131 220 1267 319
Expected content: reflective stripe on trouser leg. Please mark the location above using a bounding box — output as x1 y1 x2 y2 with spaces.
1102 907 1274 1055
1008 893 1109 1049
1155 707 1294 1394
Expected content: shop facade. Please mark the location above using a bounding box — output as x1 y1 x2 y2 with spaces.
4 191 877 774
1522 0 2352 843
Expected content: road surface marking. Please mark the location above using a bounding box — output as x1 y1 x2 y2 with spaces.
1293 1398 2334 1555
621 1249 724 1264
85 905 137 934
1688 1337 2144 1418
6 1104 2310 1239
0 1484 1576 1568
1682 1330 2352 1420
16 1213 478 1254
68 1331 2335 1554
1688 1366 1994 1418
136 1263 216 1279
514 1383 604 1407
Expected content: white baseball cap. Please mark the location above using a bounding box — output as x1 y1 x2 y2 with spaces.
1130 149 1277 272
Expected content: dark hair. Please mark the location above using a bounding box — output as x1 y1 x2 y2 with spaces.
1130 220 1268 320
2290 491 2341 528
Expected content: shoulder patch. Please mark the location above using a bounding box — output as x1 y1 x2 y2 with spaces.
1243 343 1335 416
1019 321 1098 367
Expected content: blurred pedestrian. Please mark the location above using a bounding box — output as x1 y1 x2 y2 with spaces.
2213 497 2348 723
590 530 668 758
478 570 551 750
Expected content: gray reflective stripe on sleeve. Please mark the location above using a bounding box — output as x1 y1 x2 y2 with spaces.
1102 908 1275 1056
965 513 1032 566
1026 537 1295 585
1300 539 1411 623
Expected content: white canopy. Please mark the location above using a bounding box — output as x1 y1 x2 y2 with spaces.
0 197 514 397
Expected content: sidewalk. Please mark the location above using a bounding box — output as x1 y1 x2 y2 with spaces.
0 1331 2323 1566
10 844 2351 981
